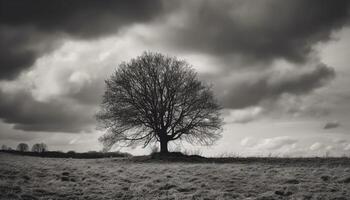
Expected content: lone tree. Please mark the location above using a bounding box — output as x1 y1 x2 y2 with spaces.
17 143 29 152
97 52 222 154
32 143 48 153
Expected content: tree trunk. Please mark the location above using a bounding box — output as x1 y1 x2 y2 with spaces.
160 139 169 154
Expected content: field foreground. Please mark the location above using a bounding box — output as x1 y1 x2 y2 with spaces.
1 153 350 200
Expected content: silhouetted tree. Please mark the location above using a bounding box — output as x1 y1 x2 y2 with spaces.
17 143 29 152
67 150 76 154
32 143 48 153
97 52 222 154
1 144 8 150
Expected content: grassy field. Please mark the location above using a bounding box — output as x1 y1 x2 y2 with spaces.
1 153 350 200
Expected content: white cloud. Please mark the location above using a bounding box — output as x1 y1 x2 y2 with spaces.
345 144 350 151
68 71 91 94
240 137 257 147
240 136 299 151
309 142 324 151
239 136 299 156
333 138 348 144
224 107 263 123
325 145 333 151
255 136 298 151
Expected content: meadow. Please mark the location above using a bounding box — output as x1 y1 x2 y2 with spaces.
1 152 350 200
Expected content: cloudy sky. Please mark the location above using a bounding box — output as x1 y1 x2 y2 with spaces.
1 0 350 156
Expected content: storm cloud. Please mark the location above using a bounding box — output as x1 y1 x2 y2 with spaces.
0 0 163 80
324 121 340 129
219 63 335 109
165 0 350 63
0 88 96 132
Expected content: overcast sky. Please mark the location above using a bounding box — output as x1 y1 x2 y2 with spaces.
1 0 350 156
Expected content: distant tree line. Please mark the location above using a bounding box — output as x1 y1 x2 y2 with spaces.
1 142 48 152
13 142 48 152
0 142 131 159
1 143 48 153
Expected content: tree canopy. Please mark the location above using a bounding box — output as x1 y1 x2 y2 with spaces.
1 144 8 150
97 52 222 153
16 143 29 152
32 143 48 153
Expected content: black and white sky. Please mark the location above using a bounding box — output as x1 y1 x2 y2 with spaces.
1 0 350 156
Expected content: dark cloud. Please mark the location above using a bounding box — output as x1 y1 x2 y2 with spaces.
70 82 105 105
0 0 163 80
166 0 350 64
0 0 162 38
0 27 36 80
219 63 335 109
324 121 340 129
0 121 39 141
0 89 96 132
0 26 62 80
2 0 349 81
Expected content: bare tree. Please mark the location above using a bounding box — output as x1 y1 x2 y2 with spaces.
16 143 29 152
1 144 8 150
32 143 48 153
97 52 222 154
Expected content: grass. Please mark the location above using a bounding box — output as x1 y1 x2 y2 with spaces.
1 152 350 200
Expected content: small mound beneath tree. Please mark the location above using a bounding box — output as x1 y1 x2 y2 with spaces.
149 152 207 162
